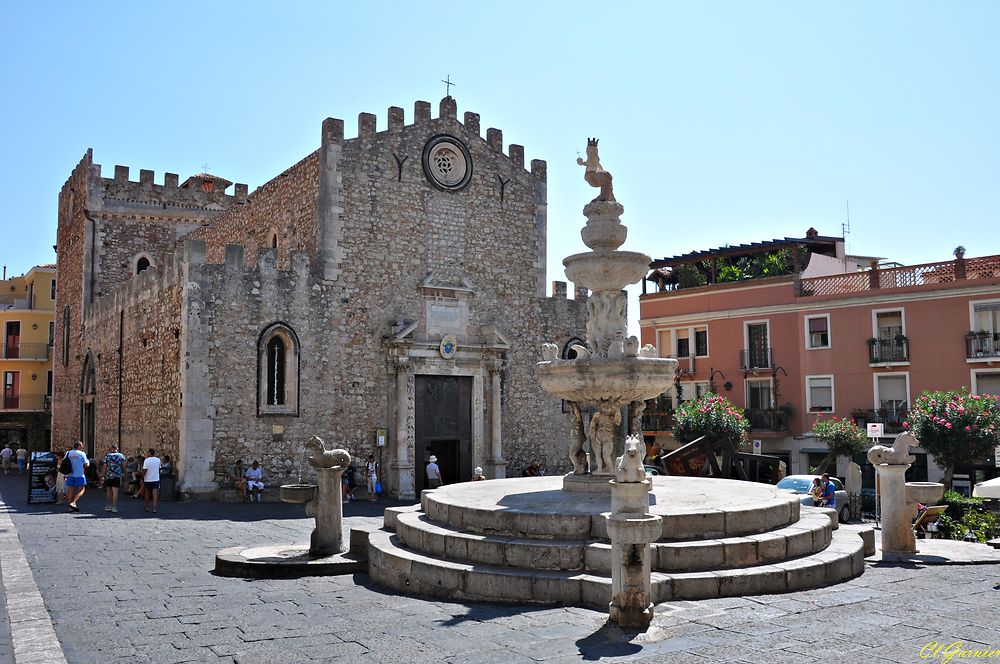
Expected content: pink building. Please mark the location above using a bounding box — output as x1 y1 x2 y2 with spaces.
638 231 1000 492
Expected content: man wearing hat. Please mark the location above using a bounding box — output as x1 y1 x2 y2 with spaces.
425 455 443 489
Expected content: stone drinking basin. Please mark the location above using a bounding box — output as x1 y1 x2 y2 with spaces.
280 484 317 504
537 356 678 404
906 482 945 505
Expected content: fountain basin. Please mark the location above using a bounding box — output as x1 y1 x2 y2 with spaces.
280 484 317 504
537 356 677 404
563 250 651 292
906 482 945 505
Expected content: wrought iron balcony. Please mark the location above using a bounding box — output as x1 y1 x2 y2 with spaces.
740 347 773 371
868 338 908 364
744 408 789 432
1 394 49 412
966 334 1000 360
851 407 909 435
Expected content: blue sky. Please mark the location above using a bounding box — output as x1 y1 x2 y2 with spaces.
2 1 998 328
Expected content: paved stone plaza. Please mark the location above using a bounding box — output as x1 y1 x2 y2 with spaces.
1 473 998 663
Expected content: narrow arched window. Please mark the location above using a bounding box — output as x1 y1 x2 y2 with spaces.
266 336 286 405
258 323 299 416
270 232 278 249
135 256 151 274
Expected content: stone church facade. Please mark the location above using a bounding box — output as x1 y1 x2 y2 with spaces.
52 97 588 498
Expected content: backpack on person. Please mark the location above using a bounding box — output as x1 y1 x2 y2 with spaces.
59 453 73 475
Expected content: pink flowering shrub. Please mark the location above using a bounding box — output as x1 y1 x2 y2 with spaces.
673 394 750 445
906 388 1000 486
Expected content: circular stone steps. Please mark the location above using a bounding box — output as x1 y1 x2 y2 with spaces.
393 510 833 573
366 475 869 606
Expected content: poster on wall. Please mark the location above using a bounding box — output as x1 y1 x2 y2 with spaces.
27 451 58 504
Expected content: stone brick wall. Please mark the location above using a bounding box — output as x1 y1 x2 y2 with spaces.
78 263 184 462
191 152 320 269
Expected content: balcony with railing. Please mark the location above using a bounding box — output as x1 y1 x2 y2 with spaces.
852 406 908 435
868 338 908 364
3 343 50 360
1 394 50 412
740 347 773 372
966 334 1000 361
744 408 789 432
797 254 1000 298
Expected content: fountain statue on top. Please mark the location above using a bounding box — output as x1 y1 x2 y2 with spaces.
539 140 678 482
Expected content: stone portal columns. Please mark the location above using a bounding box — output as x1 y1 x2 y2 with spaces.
486 361 506 479
391 357 415 499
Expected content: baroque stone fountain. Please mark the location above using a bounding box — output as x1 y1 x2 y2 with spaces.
366 140 870 626
538 137 677 485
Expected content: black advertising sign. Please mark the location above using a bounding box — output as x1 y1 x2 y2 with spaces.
28 451 58 504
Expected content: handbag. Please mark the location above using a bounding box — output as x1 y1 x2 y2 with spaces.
375 480 382 495
59 453 73 475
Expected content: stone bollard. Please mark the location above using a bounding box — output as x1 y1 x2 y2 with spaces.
606 435 661 629
309 465 347 557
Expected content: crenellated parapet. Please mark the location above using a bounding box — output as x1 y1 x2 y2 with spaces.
315 96 544 175
90 160 248 214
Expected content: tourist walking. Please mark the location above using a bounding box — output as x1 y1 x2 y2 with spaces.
102 445 126 513
425 455 443 489
65 442 90 512
366 455 379 502
142 449 162 513
16 445 28 474
1 444 12 475
245 460 264 502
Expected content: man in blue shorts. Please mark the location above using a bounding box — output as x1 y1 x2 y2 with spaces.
66 441 90 513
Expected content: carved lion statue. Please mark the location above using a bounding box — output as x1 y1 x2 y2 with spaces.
866 431 916 466
616 435 647 483
304 435 351 470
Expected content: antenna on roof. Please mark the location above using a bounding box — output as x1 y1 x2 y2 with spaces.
841 200 852 261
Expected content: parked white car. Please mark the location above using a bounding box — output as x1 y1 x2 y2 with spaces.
776 474 851 523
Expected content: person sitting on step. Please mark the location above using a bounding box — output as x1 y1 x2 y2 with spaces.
245 460 265 502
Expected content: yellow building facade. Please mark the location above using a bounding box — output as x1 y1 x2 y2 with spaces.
1 265 55 450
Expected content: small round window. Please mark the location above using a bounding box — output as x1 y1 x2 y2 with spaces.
422 135 473 191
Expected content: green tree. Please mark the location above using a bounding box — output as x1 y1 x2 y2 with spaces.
906 389 1000 487
673 394 749 446
810 416 867 474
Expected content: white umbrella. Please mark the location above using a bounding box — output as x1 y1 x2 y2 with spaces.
972 477 1000 499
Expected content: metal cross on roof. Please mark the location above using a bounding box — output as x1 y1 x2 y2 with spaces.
441 75 456 97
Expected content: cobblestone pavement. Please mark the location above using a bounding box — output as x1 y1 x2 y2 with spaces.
1 472 999 663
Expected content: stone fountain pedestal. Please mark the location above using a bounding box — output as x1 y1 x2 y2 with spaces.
214 439 365 578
